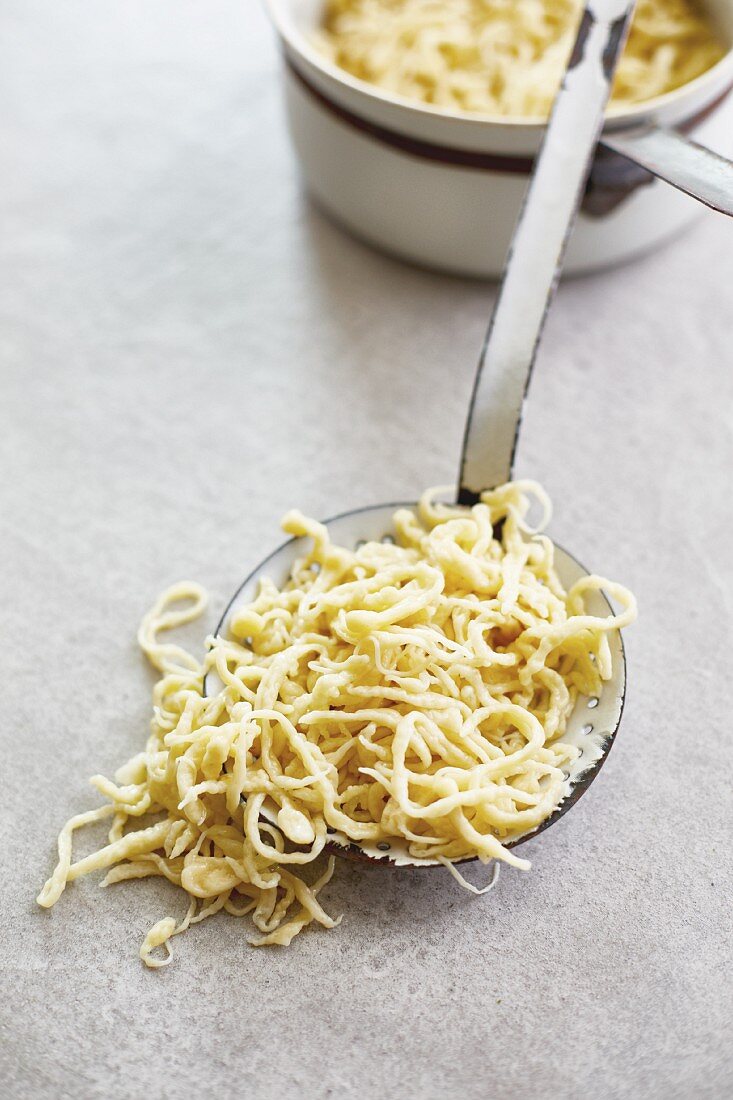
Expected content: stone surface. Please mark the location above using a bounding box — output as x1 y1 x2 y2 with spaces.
1 2 732 1098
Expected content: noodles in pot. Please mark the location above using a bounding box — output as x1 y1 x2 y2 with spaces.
315 0 726 117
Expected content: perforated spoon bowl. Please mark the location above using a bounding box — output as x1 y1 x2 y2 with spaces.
207 1 637 867
211 501 626 866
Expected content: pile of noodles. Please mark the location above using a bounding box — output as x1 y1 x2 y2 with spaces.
316 0 725 117
38 482 636 966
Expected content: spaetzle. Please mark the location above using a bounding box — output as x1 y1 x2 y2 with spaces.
316 0 725 117
38 482 636 965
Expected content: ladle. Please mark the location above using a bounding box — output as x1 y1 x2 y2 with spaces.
208 1 635 867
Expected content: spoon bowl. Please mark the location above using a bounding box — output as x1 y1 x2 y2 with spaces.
205 501 626 867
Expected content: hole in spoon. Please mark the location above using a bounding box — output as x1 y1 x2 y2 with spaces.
587 696 599 709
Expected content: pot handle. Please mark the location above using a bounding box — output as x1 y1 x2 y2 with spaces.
601 125 733 216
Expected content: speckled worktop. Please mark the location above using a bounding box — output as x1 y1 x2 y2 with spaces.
1 2 732 1098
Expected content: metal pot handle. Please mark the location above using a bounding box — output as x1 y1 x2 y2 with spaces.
599 125 733 216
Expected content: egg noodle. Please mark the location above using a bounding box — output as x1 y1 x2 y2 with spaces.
38 482 636 966
316 0 725 117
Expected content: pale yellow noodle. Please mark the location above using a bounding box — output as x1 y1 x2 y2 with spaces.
316 0 725 117
38 482 636 965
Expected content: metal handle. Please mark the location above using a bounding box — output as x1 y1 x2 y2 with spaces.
602 125 733 217
457 0 636 503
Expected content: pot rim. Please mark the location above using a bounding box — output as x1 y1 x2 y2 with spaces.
265 0 733 131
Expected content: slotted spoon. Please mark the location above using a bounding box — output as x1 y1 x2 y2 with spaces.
207 0 636 866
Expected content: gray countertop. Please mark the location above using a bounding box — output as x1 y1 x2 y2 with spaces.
2 2 732 1098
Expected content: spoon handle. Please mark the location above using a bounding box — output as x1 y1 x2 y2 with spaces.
457 0 637 504
603 125 733 217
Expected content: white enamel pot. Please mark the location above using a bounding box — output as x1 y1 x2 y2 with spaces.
266 0 733 276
